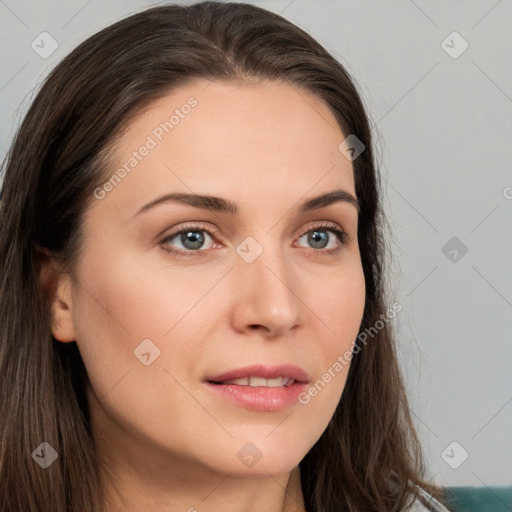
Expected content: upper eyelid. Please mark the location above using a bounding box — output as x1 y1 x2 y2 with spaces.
161 220 346 245
162 221 220 239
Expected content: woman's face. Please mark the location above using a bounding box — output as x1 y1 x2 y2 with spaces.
56 78 365 477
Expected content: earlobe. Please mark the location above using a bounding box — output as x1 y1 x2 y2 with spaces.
36 246 76 343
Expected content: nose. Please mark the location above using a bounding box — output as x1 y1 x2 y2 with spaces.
230 241 302 338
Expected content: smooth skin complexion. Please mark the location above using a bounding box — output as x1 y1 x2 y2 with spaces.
42 79 366 512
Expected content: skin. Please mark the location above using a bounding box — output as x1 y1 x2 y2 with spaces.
42 78 366 512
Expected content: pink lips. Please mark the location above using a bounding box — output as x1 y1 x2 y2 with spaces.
206 364 310 384
204 364 310 412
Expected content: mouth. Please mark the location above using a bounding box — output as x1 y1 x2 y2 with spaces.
208 376 297 387
206 363 310 385
204 364 310 411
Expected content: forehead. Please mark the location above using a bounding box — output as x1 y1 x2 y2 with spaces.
96 78 355 216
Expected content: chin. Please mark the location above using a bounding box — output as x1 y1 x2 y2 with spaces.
200 443 306 477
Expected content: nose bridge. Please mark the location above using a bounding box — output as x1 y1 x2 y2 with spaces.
233 233 301 331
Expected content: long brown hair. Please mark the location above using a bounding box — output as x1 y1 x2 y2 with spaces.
0 2 444 511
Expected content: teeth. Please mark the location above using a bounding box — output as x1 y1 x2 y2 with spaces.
224 377 249 386
221 377 295 387
249 376 267 387
263 377 284 388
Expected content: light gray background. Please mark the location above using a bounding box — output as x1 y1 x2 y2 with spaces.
1 0 511 488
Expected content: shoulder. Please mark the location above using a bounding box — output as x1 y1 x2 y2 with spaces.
345 481 451 512
406 485 450 512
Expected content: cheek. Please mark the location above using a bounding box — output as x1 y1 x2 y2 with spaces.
73 246 210 339
301 260 365 408
316 258 366 352
70 248 205 396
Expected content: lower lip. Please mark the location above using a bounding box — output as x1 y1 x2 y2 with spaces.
205 381 308 411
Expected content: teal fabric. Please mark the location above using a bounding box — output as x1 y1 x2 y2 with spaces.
442 486 512 512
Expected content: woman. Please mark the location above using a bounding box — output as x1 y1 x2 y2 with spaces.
0 2 450 511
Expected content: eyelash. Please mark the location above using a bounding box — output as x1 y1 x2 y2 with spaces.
159 221 348 258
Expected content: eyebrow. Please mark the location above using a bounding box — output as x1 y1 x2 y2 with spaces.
131 188 360 219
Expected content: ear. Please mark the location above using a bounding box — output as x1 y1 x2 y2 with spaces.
36 246 76 343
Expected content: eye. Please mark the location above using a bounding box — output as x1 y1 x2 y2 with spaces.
160 222 219 256
160 221 348 257
295 221 348 255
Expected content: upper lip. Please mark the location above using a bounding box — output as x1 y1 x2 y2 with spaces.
206 364 310 384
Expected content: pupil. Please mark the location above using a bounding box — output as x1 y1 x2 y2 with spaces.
309 230 328 249
182 231 204 249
